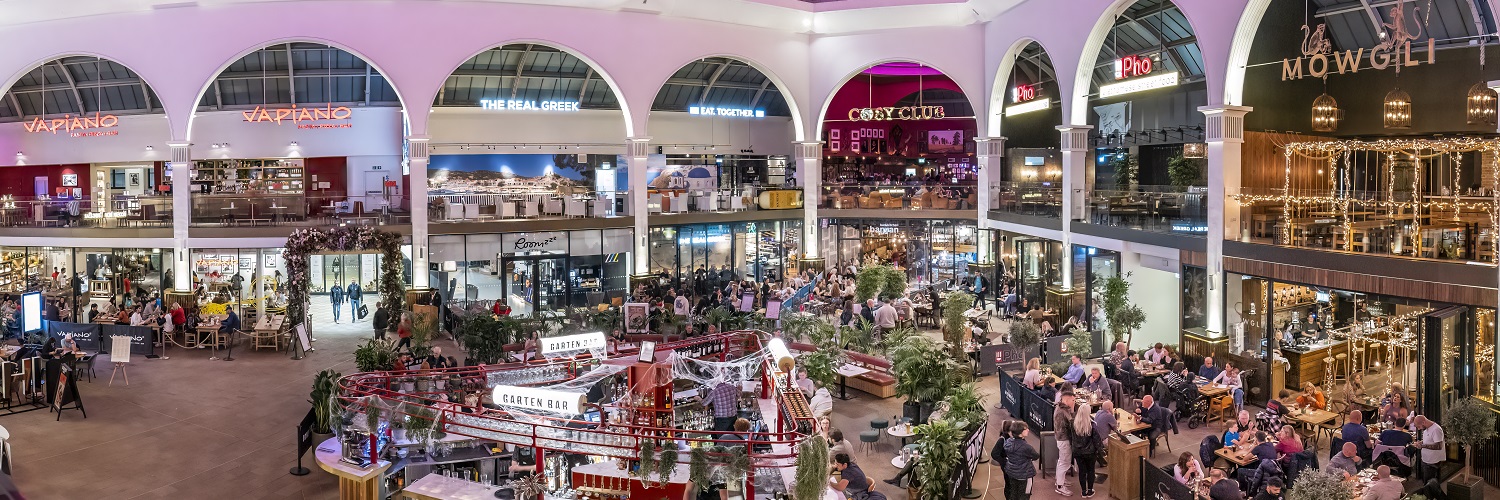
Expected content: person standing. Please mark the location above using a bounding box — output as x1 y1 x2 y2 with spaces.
346 280 363 323
1072 402 1101 498
329 282 345 324
394 312 413 350
707 379 739 432
371 301 389 340
1413 415 1446 482
1002 420 1039 500
1052 388 1077 497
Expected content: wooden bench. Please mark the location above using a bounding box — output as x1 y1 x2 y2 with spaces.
788 342 897 399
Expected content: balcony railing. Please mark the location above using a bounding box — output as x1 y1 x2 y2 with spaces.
1237 186 1498 264
646 188 759 214
821 183 978 210
190 194 410 227
990 182 1063 218
0 196 172 228
1089 185 1208 235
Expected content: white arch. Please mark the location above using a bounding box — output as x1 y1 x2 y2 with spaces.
812 58 983 140
183 37 411 142
645 53 807 141
426 39 637 140
1070 0 1210 125
1222 0 1275 106
0 52 176 137
987 37 1056 137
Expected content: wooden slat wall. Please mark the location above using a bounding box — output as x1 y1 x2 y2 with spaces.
1224 256 1496 306
1180 250 1205 268
1242 131 1338 191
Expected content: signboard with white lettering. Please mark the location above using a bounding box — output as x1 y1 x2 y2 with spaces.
45 322 102 352
502 232 568 254
490 385 587 414
104 325 155 356
539 331 606 355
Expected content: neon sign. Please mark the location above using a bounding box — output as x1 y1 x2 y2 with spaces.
1012 85 1037 103
1114 55 1153 80
1099 72 1179 98
242 104 352 129
24 113 119 136
478 99 580 112
1004 98 1051 117
847 105 946 121
689 106 764 118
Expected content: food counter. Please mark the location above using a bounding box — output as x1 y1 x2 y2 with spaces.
1280 338 1346 387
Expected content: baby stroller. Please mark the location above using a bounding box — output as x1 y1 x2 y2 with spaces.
1172 381 1209 429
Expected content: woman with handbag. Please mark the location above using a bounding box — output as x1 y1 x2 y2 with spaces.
1071 402 1102 498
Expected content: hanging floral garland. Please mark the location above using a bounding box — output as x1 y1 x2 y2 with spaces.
283 226 406 333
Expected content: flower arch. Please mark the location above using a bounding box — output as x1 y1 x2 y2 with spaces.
284 226 406 333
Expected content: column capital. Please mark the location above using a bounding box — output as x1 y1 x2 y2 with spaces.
1055 125 1093 152
1198 105 1252 144
626 137 652 158
793 141 822 159
405 135 431 142
974 136 1006 157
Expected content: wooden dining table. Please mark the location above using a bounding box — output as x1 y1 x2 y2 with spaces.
1214 446 1259 468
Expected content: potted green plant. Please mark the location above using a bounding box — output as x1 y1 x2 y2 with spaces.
1096 274 1146 346
353 338 397 372
1009 318 1042 359
1167 153 1205 188
799 346 841 390
854 265 887 302
1443 397 1497 500
1286 469 1353 500
881 266 908 301
1064 327 1093 359
915 418 968 500
793 436 830 500
890 334 958 423
457 313 514 365
942 382 985 430
941 291 975 360
308 369 342 435
408 310 438 358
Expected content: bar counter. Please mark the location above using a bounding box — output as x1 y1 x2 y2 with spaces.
1280 339 1346 387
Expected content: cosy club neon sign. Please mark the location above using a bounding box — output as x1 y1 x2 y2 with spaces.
24 113 120 137
242 104 353 129
1012 84 1037 103
1114 55 1153 80
847 105 946 121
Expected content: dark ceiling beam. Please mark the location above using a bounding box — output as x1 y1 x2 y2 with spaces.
1092 35 1198 69
285 43 296 105
664 78 765 91
748 79 773 109
696 61 730 107
211 69 370 81
6 78 147 93
511 44 533 100
446 69 592 80
1115 10 1190 75
54 60 86 114
1315 0 1408 20
577 68 593 103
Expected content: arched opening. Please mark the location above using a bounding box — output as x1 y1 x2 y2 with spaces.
818 61 980 286
426 43 632 318
644 56 804 285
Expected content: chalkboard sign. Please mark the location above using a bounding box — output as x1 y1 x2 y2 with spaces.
1021 383 1055 432
45 322 102 352
998 368 1024 418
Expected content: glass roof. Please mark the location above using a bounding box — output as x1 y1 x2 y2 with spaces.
1092 0 1203 88
196 42 401 110
1011 41 1057 94
435 44 620 110
0 56 162 122
652 57 791 117
1309 0 1493 52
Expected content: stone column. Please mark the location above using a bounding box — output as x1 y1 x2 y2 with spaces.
1056 125 1093 289
408 135 431 289
1198 105 1251 337
975 136 1006 218
795 141 822 259
168 141 191 292
627 138 652 274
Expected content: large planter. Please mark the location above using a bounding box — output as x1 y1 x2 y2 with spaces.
1449 475 1485 500
903 401 936 424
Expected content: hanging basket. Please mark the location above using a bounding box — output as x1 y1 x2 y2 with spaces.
1466 82 1497 126
1311 93 1341 132
1383 88 1412 129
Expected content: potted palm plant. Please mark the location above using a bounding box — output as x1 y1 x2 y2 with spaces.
890 334 958 423
308 369 342 435
1443 397 1497 500
914 418 968 500
941 291 975 360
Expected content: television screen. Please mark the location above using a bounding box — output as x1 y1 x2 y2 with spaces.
1024 156 1045 166
21 291 41 333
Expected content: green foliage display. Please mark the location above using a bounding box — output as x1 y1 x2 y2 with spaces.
1065 327 1093 359
1096 274 1146 346
637 439 657 481
1443 397 1498 480
408 310 437 359
942 291 975 359
855 266 886 302
890 334 959 404
915 418 967 500
794 436 831 500
1286 469 1354 500
843 320 879 355
1008 318 1042 353
364 397 383 433
457 313 521 364
1107 152 1139 190
704 306 750 332
688 447 710 493
799 348 841 391
309 369 342 433
657 447 679 487
1168 154 1205 187
405 404 436 443
882 267 908 302
353 338 398 372
943 382 985 430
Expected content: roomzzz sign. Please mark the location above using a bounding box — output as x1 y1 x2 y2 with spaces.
242 104 353 129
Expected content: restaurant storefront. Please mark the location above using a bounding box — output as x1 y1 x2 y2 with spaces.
431 229 632 316
0 246 171 324
819 219 977 286
647 220 802 287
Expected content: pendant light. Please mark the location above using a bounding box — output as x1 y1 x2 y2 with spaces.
1466 83 1496 125
1311 93 1341 132
1383 87 1412 129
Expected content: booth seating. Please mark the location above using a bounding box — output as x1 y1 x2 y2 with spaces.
788 342 898 398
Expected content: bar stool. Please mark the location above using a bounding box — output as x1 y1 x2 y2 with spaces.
870 418 890 446
1332 353 1349 383
858 430 880 455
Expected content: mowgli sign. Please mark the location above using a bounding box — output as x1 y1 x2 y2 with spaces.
1282 10 1434 81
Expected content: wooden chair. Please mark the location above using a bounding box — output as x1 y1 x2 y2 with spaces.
1208 395 1234 424
253 330 279 351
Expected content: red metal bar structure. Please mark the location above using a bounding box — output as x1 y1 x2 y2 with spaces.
333 330 817 499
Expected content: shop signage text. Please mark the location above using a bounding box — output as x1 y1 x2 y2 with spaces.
847 105 946 122
540 331 606 354
689 106 765 118
1004 98 1050 117
1099 72 1179 98
24 113 120 137
1012 85 1037 103
1281 38 1436 81
1114 55 1153 80
479 99 580 112
514 236 560 251
83 211 128 220
490 385 586 414
242 104 353 129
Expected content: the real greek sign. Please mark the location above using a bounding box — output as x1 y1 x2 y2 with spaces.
540 331 606 355
490 385 587 414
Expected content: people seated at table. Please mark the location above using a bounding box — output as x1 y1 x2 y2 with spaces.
1022 357 1042 389
426 346 452 369
1199 356 1222 381
1136 395 1172 455
1249 432 1278 462
115 306 131 325
1380 382 1411 423
1273 426 1303 459
1081 367 1109 394
1144 343 1170 365
1214 364 1246 410
1253 477 1284 500
1257 390 1291 435
1174 451 1204 484
1062 355 1085 385
86 303 100 323
1207 468 1243 500
1341 409 1372 460
830 453 876 498
809 386 833 420
219 309 240 335
1093 400 1118 442
1035 376 1060 403
129 307 149 326
1362 465 1404 500
1326 442 1363 478
1378 417 1413 447
1222 420 1245 449
1296 381 1327 410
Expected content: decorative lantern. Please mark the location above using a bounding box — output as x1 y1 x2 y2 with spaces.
1182 143 1206 159
1311 93 1341 132
1467 82 1497 126
1383 88 1411 129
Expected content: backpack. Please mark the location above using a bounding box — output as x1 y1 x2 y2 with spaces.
991 435 1008 464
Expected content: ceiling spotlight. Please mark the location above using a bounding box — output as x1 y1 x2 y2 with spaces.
14 152 21 157
145 146 154 151
290 141 299 147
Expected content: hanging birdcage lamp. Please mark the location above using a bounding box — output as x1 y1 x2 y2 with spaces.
1311 93 1341 132
1466 82 1496 126
1383 88 1411 129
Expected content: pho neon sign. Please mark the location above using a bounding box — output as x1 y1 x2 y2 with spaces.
24 113 120 136
1099 72 1179 98
242 104 353 128
1114 55 1153 80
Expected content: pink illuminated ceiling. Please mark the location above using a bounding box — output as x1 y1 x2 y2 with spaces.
747 0 966 11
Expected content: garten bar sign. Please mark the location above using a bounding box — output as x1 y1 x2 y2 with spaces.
540 331 606 354
490 385 587 414
24 113 120 137
243 104 353 129
847 105 946 121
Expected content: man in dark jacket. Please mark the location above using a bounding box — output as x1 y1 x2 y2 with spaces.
1003 421 1039 500
329 284 345 323
346 280 363 323
1137 395 1173 455
1208 468 1244 500
372 301 390 339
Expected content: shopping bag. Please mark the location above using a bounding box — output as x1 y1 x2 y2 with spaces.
358 304 369 319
